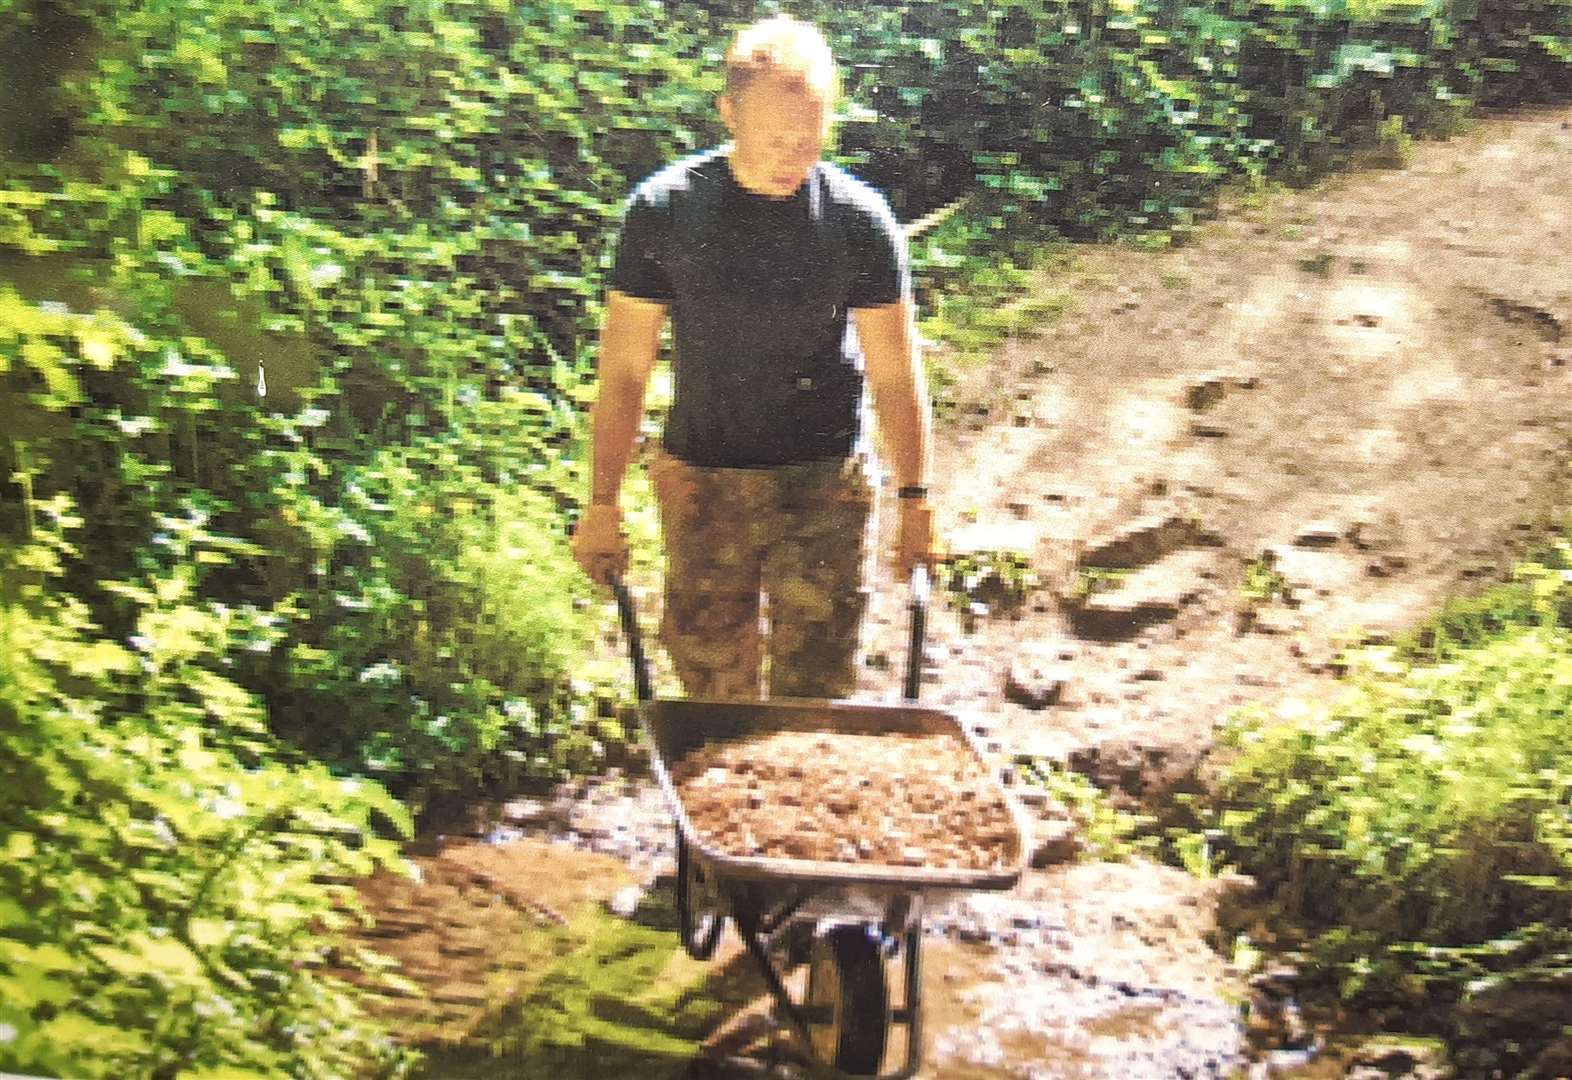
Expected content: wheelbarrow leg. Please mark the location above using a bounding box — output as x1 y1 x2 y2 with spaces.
889 920 923 1078
880 895 924 1079
728 882 815 1041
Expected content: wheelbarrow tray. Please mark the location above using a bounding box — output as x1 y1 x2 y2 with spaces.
641 695 1031 893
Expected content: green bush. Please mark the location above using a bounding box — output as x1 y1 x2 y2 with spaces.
798 0 1571 232
0 508 416 1079
1 0 720 806
1203 538 1572 1070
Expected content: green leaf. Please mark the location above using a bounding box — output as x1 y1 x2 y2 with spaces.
187 918 232 949
0 939 75 973
33 1012 151 1057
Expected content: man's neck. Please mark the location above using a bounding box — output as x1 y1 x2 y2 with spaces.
722 146 815 201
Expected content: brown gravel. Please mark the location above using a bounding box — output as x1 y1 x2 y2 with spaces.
670 730 1017 869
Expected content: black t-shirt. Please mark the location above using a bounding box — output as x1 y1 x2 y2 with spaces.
610 146 910 468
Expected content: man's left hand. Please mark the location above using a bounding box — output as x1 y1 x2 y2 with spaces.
895 497 940 576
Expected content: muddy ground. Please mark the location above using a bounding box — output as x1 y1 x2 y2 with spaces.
350 104 1572 1079
875 104 1572 779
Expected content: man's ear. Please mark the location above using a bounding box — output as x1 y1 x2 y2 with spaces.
717 93 737 135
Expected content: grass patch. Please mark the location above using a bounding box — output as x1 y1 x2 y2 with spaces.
414 901 725 1080
1238 552 1294 606
942 549 1040 616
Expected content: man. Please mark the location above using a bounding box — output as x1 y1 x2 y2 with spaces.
572 15 935 700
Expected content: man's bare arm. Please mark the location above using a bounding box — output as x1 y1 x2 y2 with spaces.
854 299 931 489
855 298 937 574
571 289 667 586
588 289 669 506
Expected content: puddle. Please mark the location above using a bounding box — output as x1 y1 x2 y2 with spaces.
924 938 1242 1079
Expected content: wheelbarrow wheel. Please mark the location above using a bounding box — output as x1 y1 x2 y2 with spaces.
675 830 724 960
805 924 889 1075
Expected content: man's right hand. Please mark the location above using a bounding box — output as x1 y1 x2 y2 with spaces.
571 502 629 588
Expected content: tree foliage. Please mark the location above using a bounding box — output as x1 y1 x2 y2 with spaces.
1 0 715 804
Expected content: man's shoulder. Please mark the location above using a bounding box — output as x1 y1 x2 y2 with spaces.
630 147 730 210
816 162 899 231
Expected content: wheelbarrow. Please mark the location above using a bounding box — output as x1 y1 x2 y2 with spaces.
612 569 1030 1077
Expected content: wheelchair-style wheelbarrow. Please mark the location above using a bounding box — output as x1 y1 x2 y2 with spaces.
612 569 1030 1077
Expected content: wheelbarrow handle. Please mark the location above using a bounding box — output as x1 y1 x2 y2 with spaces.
611 565 930 704
904 564 929 702
610 576 655 704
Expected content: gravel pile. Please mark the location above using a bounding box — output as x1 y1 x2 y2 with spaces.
670 730 1018 870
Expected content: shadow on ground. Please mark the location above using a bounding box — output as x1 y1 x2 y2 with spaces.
412 885 810 1080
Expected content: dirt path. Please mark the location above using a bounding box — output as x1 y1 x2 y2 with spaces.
862 103 1572 792
354 104 1572 1079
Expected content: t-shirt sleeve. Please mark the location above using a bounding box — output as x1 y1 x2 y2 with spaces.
846 194 911 309
608 185 674 302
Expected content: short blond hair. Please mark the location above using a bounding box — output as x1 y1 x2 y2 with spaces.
723 15 839 103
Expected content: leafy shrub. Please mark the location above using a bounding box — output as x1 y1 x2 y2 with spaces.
0 510 416 1079
259 401 623 798
1201 539 1572 1068
830 0 1570 228
0 0 717 806
1014 755 1157 861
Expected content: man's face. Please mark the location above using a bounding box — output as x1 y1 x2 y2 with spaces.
719 74 833 199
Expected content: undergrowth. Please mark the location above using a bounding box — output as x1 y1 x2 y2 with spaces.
1015 757 1158 863
1188 534 1572 1075
0 507 418 1079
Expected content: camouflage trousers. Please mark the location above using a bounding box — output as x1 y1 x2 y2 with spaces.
650 447 875 700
